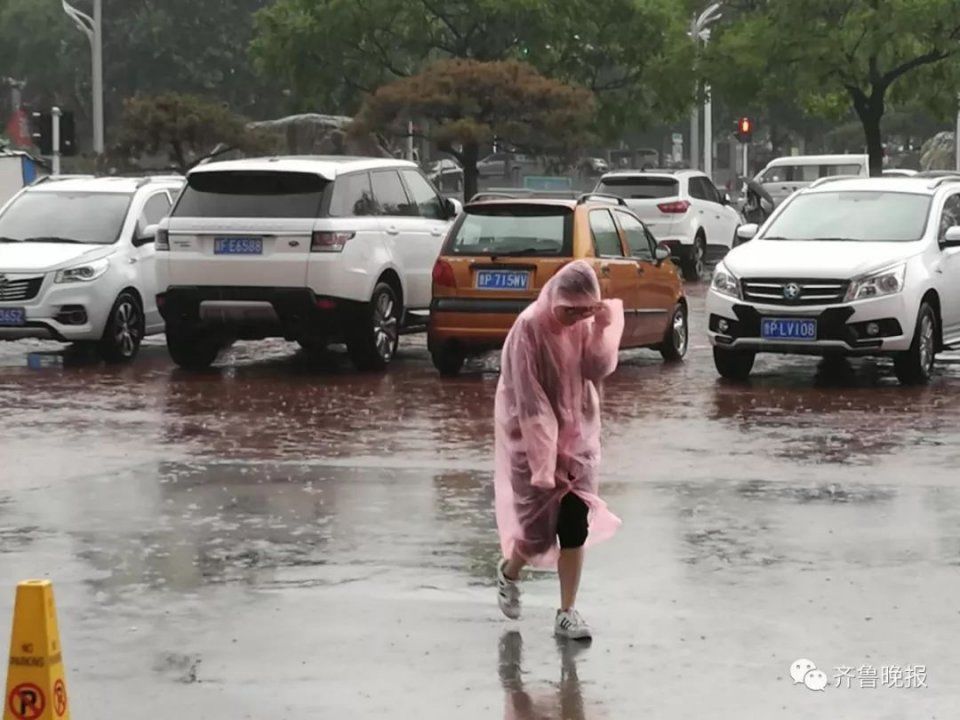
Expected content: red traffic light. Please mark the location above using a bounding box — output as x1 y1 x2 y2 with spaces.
736 117 753 143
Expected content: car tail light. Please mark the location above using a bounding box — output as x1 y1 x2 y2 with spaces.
315 298 337 310
657 200 691 214
156 229 170 250
311 231 355 252
432 259 456 288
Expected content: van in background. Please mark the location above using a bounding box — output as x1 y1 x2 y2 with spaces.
755 154 868 206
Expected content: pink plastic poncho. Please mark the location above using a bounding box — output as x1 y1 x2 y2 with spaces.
494 260 624 568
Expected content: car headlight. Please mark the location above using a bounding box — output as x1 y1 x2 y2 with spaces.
55 257 110 284
711 263 741 299
844 264 906 301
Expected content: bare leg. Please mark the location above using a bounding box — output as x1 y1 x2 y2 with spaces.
558 547 584 610
504 549 526 581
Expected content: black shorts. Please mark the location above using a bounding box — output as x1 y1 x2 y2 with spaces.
557 492 589 549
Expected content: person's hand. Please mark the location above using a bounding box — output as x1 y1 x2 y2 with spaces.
592 302 614 329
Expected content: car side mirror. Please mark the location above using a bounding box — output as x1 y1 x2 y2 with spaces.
134 223 158 247
722 193 732 206
943 225 960 247
736 223 759 242
654 245 671 266
445 197 463 219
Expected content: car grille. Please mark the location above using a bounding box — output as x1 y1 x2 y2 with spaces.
0 277 43 302
741 278 849 306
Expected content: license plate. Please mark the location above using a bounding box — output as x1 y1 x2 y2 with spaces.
761 317 817 340
0 307 25 326
476 270 529 291
214 237 263 255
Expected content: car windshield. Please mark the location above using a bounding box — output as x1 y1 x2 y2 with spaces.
596 176 678 199
762 191 932 242
0 191 132 244
173 171 328 218
448 205 573 256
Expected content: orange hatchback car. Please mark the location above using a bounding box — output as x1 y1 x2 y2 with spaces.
428 194 688 375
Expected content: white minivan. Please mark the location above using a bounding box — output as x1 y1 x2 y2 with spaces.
756 154 869 207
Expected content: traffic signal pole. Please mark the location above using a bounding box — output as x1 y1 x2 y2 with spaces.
52 107 61 177
742 143 749 179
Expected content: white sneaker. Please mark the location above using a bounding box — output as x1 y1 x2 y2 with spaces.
555 609 592 640
497 559 521 620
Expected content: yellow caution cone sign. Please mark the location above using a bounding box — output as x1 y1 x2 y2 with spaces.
3 581 69 720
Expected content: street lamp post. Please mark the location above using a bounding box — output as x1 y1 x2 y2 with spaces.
689 4 722 173
62 0 103 154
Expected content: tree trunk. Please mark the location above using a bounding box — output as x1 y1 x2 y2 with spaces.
850 87 885 177
462 142 479 202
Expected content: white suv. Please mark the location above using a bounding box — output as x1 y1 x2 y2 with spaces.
707 175 960 385
0 174 183 361
156 156 459 370
595 169 742 280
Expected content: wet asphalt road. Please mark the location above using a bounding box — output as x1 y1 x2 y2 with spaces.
2 281 960 719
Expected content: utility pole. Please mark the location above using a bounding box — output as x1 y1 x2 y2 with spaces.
955 94 960 172
62 0 103 154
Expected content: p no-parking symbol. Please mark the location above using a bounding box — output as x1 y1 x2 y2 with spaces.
8 683 45 720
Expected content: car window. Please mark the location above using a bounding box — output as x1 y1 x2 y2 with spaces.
614 211 652 260
329 172 377 217
447 205 573 257
644 227 659 256
141 192 172 226
823 164 864 177
400 170 445 220
173 171 327 218
371 170 415 216
762 191 931 242
687 177 709 201
759 165 820 183
702 177 722 204
589 209 624 257
939 194 960 242
596 176 678 199
0 191 133 244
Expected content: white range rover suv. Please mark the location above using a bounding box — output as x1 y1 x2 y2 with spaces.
595 169 743 280
0 174 184 361
707 175 960 385
156 156 460 370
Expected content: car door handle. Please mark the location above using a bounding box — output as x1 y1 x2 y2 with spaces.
128 257 138 264
600 264 610 276
430 228 443 237
636 265 645 275
386 226 399 236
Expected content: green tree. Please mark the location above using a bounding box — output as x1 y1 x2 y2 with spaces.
252 0 694 137
355 59 595 199
116 93 275 172
705 0 960 176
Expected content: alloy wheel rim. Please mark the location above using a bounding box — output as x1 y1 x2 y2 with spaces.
373 292 398 362
919 314 934 373
673 309 688 354
114 300 141 357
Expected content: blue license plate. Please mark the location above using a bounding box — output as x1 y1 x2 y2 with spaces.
761 317 817 340
214 237 263 255
0 307 25 326
476 270 529 290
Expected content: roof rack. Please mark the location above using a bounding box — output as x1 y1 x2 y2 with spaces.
928 175 960 190
576 192 626 206
29 174 95 186
808 175 861 189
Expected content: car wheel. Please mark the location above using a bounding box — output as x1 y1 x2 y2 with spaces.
346 282 400 371
431 342 466 377
713 347 755 381
894 302 937 385
681 237 705 281
98 292 144 363
166 322 223 370
659 304 688 362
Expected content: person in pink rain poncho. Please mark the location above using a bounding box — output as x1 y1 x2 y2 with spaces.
494 260 624 640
